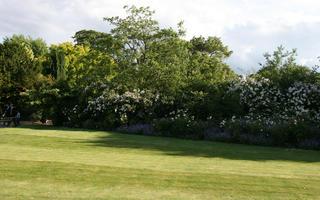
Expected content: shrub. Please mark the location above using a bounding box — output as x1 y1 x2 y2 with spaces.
82 119 97 129
228 76 320 123
221 115 320 149
84 88 160 126
269 119 320 148
116 124 154 135
170 118 189 137
153 118 172 136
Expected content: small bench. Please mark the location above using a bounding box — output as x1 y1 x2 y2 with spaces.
0 117 17 127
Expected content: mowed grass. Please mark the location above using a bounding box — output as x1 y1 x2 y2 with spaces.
0 127 320 199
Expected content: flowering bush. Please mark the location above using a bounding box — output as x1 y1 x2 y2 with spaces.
84 88 160 128
152 109 206 139
116 124 154 135
229 76 320 123
286 82 320 122
219 76 320 149
232 77 283 117
217 115 320 148
54 71 320 150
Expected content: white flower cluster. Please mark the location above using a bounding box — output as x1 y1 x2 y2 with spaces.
240 77 281 116
85 88 160 122
286 82 320 121
229 77 320 122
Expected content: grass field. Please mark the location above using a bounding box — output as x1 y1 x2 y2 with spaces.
0 126 320 199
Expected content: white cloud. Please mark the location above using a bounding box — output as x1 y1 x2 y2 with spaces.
0 0 320 71
299 58 315 66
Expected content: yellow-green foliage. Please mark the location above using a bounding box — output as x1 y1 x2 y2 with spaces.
48 42 117 88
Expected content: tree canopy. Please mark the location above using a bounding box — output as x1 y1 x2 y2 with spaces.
0 5 319 135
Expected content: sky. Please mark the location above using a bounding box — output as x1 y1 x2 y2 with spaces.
1 0 320 73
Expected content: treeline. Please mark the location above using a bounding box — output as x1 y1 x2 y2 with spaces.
1 5 319 149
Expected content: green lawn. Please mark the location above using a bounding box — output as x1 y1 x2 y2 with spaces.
0 126 319 199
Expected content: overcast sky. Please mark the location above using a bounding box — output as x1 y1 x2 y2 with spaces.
1 0 319 73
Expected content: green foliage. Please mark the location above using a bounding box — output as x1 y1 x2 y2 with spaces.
75 49 117 86
4 34 48 58
153 118 171 135
82 119 97 129
187 36 235 88
84 88 160 128
44 42 116 90
170 118 189 137
0 38 42 108
152 115 208 139
44 42 86 79
103 5 191 98
56 50 67 81
137 37 190 96
256 45 319 89
73 29 119 54
189 36 232 59
103 5 236 106
269 119 319 147
104 5 160 68
222 116 320 148
2 5 319 151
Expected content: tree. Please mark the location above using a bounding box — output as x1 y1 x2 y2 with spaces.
138 36 190 94
0 38 41 107
189 36 232 59
73 30 118 54
4 34 48 58
103 5 188 93
102 5 237 118
44 42 88 81
44 42 116 89
187 36 235 88
256 46 319 89
104 5 161 69
56 50 66 81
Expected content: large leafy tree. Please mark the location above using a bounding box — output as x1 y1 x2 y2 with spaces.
40 42 117 125
103 6 187 94
102 5 237 117
104 5 160 69
0 38 42 109
44 42 116 89
44 42 88 81
187 36 235 88
256 46 319 89
183 36 237 120
73 30 119 55
138 36 190 95
3 34 48 58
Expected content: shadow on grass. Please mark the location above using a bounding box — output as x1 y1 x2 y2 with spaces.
20 126 320 162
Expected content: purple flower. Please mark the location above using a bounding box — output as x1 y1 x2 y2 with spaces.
239 133 271 145
117 124 154 135
204 126 231 141
299 139 320 149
